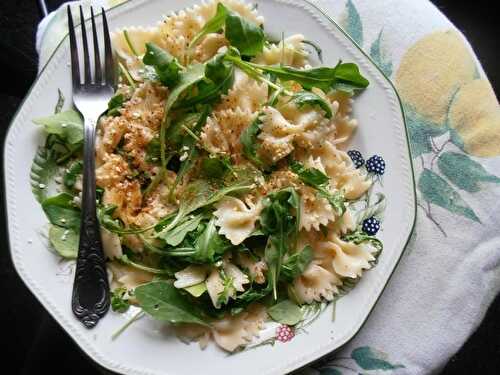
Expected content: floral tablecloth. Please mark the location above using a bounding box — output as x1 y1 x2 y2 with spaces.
37 0 500 373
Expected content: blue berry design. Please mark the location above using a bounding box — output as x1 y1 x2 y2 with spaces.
347 150 364 169
362 217 380 235
366 155 386 175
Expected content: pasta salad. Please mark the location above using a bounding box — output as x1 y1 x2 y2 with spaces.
30 0 387 352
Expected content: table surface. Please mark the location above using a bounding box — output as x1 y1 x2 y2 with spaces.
1 1 498 374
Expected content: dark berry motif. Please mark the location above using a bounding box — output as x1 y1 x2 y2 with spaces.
276 325 295 342
366 155 386 175
347 150 365 169
362 217 381 235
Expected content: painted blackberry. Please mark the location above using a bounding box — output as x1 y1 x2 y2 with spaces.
347 150 364 169
362 217 380 235
366 155 386 175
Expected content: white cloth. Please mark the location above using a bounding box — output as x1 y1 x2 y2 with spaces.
36 1 500 373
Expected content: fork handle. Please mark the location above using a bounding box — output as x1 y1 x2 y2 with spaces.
72 117 110 328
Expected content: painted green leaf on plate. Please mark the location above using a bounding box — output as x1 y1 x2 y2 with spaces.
369 30 393 77
418 168 480 222
404 105 447 158
438 151 500 192
351 346 404 370
342 0 363 46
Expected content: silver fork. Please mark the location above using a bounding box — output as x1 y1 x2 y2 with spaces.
67 5 115 328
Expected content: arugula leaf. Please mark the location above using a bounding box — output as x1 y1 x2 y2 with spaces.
33 110 84 145
158 213 204 246
143 42 180 87
169 107 210 198
30 147 57 203
333 62 370 89
111 287 131 313
261 188 301 299
63 160 83 189
48 225 79 259
165 63 206 114
160 63 206 169
240 117 264 167
225 11 264 56
119 254 173 276
135 281 210 326
267 299 303 325
184 282 207 297
343 230 383 251
189 3 229 48
201 155 232 180
55 89 65 113
107 94 125 116
42 193 80 229
292 91 333 118
192 217 230 263
98 205 124 232
290 161 345 215
290 160 329 186
177 53 234 108
281 245 313 282
225 52 369 93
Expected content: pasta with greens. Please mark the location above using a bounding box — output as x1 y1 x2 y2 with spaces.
30 0 387 353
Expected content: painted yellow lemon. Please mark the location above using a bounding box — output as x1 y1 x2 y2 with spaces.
395 30 476 125
449 79 500 157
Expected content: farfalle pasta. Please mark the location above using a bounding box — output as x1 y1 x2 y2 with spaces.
31 0 386 354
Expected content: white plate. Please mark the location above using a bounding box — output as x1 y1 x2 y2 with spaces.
4 0 416 374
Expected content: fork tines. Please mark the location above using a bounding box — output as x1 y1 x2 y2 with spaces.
67 5 113 87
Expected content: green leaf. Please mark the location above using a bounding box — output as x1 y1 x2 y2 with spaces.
184 282 207 297
111 287 130 313
189 3 229 48
55 89 65 114
261 188 301 299
42 193 81 229
267 299 303 325
404 104 447 158
178 53 234 108
164 63 206 115
98 205 124 232
240 117 264 167
201 156 232 179
438 152 500 193
281 245 313 282
48 225 79 259
418 168 480 222
158 213 204 246
107 93 125 116
332 63 370 89
63 160 83 189
290 161 345 215
225 11 264 56
292 91 333 118
343 231 383 251
135 281 210 326
143 42 180 87
369 30 393 77
30 147 57 203
33 110 84 145
193 217 229 263
160 63 206 168
290 160 329 186
342 0 363 46
170 107 210 196
351 346 404 370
